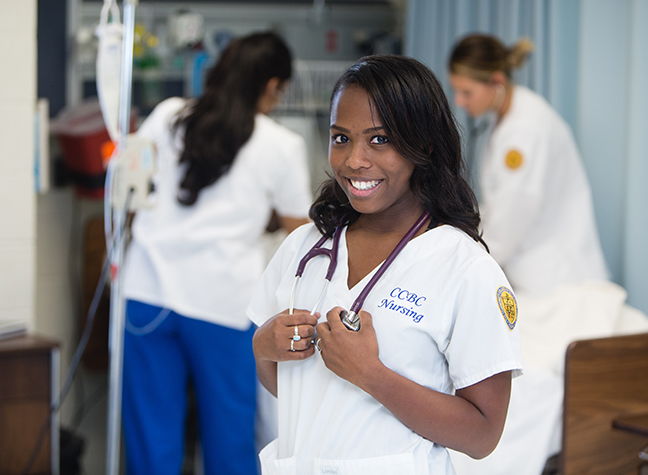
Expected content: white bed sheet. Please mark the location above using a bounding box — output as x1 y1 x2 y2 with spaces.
450 280 648 475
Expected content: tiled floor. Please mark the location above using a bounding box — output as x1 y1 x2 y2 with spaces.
65 369 113 475
66 368 203 475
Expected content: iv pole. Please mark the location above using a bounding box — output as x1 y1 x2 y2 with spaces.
106 1 137 474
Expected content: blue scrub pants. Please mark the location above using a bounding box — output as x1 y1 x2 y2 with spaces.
122 299 258 475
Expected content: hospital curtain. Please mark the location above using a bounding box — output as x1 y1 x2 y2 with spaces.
403 0 578 182
403 0 576 100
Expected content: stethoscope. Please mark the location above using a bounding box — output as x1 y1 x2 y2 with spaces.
288 210 431 332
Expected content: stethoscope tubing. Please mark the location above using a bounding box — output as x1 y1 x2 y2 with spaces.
288 277 329 316
341 210 431 330
288 228 341 316
288 210 432 332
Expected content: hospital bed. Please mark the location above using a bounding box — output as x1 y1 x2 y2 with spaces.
449 282 648 475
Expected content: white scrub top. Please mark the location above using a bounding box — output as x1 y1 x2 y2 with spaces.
247 223 523 475
123 97 312 329
479 86 608 297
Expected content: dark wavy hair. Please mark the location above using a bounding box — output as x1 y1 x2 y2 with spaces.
173 32 292 205
309 55 486 248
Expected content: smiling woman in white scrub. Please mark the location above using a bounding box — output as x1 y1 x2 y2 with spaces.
121 32 311 475
247 55 523 475
448 34 608 298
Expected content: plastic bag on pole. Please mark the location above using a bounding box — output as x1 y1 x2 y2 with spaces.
95 1 123 143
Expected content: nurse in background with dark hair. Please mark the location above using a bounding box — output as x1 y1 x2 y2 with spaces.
121 32 311 475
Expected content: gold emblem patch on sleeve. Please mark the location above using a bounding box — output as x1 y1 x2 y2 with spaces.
497 286 518 331
505 150 524 169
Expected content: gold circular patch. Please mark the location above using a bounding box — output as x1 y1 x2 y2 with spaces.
497 286 518 331
505 150 524 169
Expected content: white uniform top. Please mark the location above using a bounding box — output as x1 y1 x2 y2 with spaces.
479 85 608 298
123 97 312 329
247 223 523 475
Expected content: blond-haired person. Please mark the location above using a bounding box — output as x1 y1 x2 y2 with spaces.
447 34 611 475
449 34 608 298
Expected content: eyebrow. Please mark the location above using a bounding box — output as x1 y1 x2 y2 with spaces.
330 124 385 134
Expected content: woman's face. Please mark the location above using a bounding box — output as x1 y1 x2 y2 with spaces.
329 86 418 218
449 73 497 118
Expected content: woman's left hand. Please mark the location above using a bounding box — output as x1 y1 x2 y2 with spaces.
315 306 382 387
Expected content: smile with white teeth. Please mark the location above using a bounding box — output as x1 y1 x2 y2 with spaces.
349 179 381 191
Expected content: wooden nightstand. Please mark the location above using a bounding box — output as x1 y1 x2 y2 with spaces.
0 335 60 475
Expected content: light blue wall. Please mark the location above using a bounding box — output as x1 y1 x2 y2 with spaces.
405 0 648 315
623 0 648 313
578 0 631 284
578 0 648 314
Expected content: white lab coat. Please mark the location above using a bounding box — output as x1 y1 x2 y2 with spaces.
450 86 619 475
123 97 312 329
479 86 608 298
247 223 523 475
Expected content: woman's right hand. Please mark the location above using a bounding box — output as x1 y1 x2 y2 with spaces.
252 309 319 362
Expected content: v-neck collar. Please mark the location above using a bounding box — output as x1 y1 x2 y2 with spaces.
338 226 382 293
339 220 444 293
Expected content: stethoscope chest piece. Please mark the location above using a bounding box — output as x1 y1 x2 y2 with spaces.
339 310 360 332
